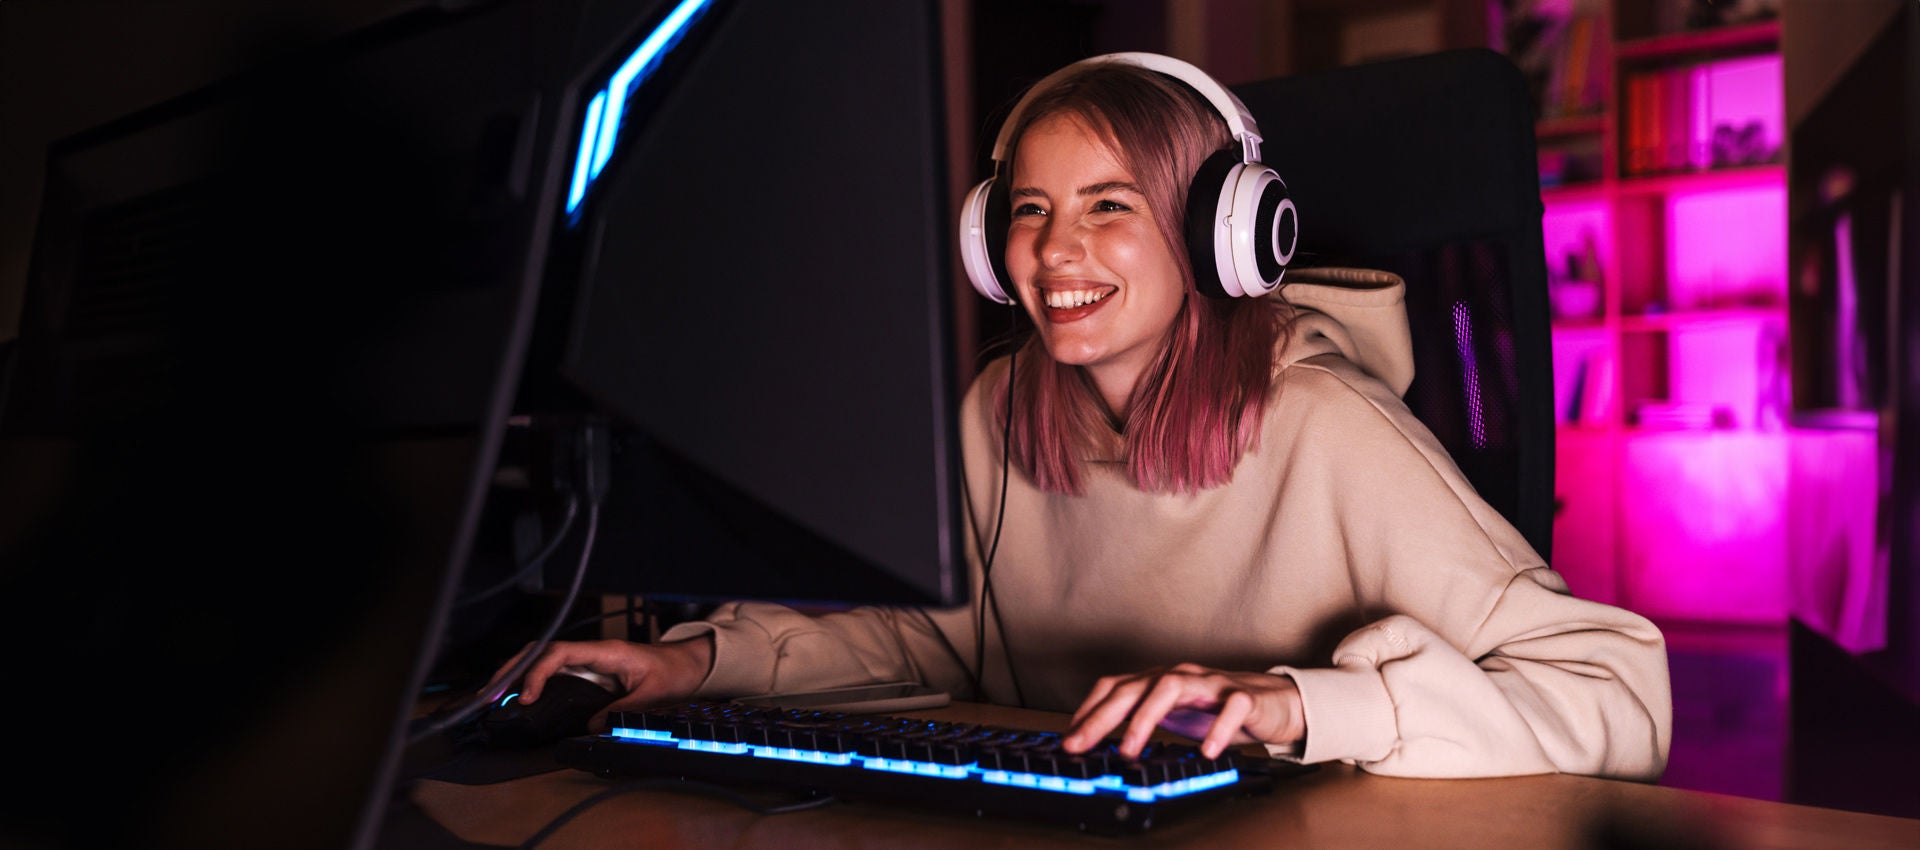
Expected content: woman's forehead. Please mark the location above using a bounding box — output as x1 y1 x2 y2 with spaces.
1011 112 1130 181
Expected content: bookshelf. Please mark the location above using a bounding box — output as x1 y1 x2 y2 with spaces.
1503 0 1791 624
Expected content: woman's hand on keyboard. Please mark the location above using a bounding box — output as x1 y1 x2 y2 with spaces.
490 636 715 731
1061 664 1306 760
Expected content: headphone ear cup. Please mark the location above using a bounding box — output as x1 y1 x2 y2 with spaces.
1185 149 1297 299
1231 164 1295 297
959 178 1016 304
1183 149 1243 299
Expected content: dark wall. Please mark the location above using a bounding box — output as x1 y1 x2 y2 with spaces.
0 0 419 343
964 0 1170 356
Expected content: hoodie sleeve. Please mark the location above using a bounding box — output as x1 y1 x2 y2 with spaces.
660 599 983 700
1262 350 1672 781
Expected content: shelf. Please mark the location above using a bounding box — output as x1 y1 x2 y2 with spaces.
1537 113 1607 138
1519 0 1791 627
1550 316 1610 333
1617 307 1785 332
1614 19 1781 63
1615 163 1784 196
1789 409 1879 431
1617 423 1791 436
1541 181 1609 204
1554 423 1617 436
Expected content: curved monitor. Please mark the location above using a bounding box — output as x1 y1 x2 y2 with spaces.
524 0 966 608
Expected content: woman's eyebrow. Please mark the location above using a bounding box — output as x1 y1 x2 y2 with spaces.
1008 180 1141 201
1077 180 1142 197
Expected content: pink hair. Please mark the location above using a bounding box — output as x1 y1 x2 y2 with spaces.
994 63 1291 495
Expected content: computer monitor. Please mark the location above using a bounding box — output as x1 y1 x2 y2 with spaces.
506 0 965 611
0 0 963 847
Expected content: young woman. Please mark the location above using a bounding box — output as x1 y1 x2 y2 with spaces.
501 54 1671 780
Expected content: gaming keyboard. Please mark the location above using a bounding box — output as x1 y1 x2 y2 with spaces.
555 700 1314 833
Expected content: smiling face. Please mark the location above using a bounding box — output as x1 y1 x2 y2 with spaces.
1005 112 1189 419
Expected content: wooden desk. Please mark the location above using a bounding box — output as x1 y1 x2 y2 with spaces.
410 702 1920 849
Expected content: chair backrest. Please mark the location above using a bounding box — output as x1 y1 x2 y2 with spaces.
1234 48 1555 561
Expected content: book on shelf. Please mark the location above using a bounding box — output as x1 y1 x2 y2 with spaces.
1579 353 1616 424
1621 54 1782 177
1557 348 1615 426
1563 355 1588 424
1624 66 1701 174
1624 70 1657 174
1539 12 1607 120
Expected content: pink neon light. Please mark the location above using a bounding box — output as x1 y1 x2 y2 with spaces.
1540 51 1796 625
1541 200 1609 282
1542 200 1609 321
1622 432 1787 622
1832 213 1865 409
1703 54 1783 166
1667 184 1786 309
1788 430 1888 653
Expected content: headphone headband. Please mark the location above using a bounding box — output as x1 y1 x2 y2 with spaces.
989 52 1264 166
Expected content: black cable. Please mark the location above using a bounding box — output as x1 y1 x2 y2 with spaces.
410 423 611 747
560 600 643 636
454 492 581 608
410 498 602 746
556 594 686 641
518 779 840 849
975 304 1025 708
637 594 660 640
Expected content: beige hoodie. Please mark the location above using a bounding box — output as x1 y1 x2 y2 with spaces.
664 268 1673 781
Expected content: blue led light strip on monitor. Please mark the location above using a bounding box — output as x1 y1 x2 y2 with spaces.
565 0 716 218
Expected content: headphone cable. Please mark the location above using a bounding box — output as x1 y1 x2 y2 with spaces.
975 305 1026 708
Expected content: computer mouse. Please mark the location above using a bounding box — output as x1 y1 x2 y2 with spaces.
478 667 620 748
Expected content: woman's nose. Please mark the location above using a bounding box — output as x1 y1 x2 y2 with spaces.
1037 220 1083 268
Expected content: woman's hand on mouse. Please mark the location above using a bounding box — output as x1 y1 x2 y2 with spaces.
1060 663 1305 760
490 636 714 730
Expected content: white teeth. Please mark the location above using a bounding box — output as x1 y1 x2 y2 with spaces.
1044 289 1111 309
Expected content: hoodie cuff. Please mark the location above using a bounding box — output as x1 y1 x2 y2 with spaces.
1269 662 1398 764
659 620 778 698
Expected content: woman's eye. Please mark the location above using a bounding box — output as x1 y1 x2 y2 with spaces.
1093 199 1131 213
1011 203 1046 218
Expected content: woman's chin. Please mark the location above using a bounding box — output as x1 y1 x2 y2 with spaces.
1037 339 1104 367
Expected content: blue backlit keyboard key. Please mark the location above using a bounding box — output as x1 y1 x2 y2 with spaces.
555 700 1314 833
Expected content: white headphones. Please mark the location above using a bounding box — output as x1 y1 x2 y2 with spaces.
958 52 1298 305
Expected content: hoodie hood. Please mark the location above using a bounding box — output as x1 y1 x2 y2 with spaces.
1273 266 1413 397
